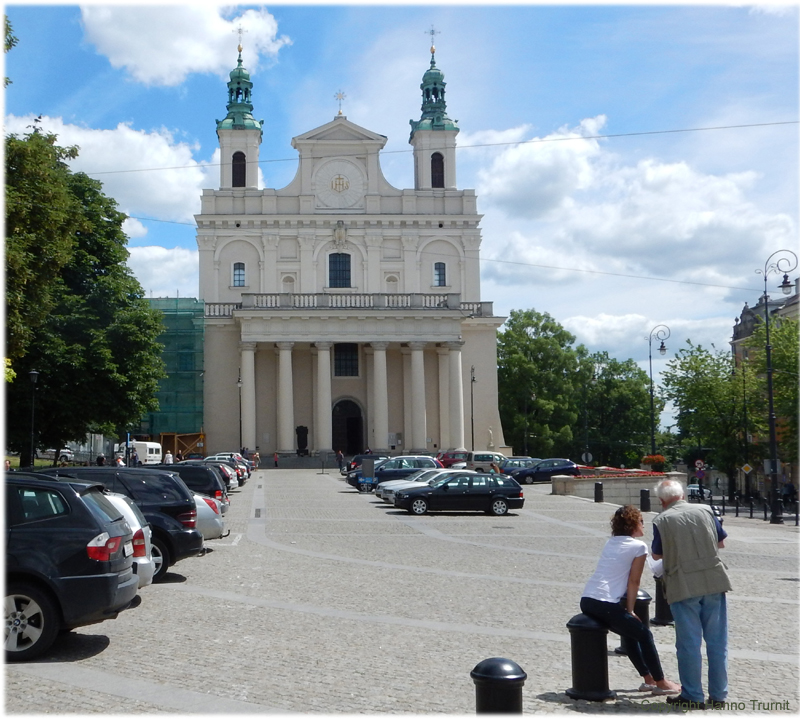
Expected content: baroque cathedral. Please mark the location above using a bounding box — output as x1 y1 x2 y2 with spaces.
196 41 507 457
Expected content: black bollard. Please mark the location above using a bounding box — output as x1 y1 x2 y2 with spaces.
566 614 616 701
749 500 754 519
640 488 651 513
795 501 799 527
471 657 526 714
594 482 604 503
650 576 674 626
764 501 768 521
615 589 652 655
735 498 739 517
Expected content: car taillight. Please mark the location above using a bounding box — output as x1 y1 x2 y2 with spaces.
215 489 222 500
132 528 147 557
86 532 122 561
519 490 524 498
177 509 197 528
202 497 220 515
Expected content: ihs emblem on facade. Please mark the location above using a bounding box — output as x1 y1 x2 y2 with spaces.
331 175 350 193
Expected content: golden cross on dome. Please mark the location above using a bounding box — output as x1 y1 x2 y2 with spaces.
233 23 248 52
425 25 440 54
335 90 346 116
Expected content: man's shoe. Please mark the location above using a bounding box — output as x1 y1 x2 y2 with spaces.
707 699 726 709
666 694 706 710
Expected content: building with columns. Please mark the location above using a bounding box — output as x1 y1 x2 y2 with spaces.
197 44 507 457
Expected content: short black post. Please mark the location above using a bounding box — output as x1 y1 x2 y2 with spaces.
565 614 616 701
749 499 754 519
471 657 526 713
594 482 604 503
615 589 652 655
640 488 651 513
651 577 673 626
795 500 799 527
735 498 739 517
764 501 769 521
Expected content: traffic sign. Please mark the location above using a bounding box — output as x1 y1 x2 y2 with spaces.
695 469 705 480
695 459 704 469
741 463 753 475
581 452 593 464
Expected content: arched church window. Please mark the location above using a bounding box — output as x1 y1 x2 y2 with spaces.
233 262 246 287
232 151 246 187
431 152 444 188
329 253 351 288
434 262 446 287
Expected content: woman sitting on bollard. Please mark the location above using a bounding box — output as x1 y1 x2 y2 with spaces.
580 505 681 696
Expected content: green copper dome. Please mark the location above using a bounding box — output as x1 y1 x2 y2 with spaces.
216 50 263 134
409 49 459 140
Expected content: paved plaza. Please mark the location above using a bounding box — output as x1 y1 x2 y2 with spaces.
6 469 799 715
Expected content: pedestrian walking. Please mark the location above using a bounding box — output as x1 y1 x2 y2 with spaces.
580 505 681 696
164 450 174 464
274 451 279 468
336 450 344 471
652 479 731 710
96 454 106 466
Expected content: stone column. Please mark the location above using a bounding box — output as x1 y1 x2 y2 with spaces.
401 347 412 452
315 342 333 453
447 342 466 451
240 342 257 451
409 342 427 452
275 342 295 453
371 342 390 452
437 346 450 451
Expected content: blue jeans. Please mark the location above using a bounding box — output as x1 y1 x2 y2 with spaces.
670 593 728 702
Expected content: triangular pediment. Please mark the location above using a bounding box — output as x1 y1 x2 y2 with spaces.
292 116 387 148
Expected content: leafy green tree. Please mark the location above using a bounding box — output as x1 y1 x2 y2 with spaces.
497 309 580 458
5 16 18 87
577 351 655 468
746 317 799 464
5 139 165 459
6 128 79 361
661 341 765 498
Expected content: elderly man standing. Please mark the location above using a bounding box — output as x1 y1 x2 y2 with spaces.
652 479 731 710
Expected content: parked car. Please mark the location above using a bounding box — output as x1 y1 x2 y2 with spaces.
37 466 204 582
206 453 253 475
204 456 249 484
149 463 229 513
394 473 525 516
511 458 580 484
346 455 442 491
342 453 390 476
180 460 236 496
378 468 478 505
687 483 713 501
6 472 139 661
104 491 155 589
435 449 470 468
38 448 74 462
193 494 227 541
465 451 507 473
499 457 539 474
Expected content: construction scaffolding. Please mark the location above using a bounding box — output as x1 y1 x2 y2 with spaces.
137 298 205 444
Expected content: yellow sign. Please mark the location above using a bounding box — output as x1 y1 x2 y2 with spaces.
742 463 752 474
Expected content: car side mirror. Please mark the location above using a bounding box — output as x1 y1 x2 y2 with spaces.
441 483 449 491
428 479 436 486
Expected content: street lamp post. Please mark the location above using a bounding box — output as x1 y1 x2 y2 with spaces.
756 249 797 525
237 372 243 451
28 370 39 468
647 325 670 457
470 366 476 451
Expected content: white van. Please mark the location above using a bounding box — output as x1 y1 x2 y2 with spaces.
466 451 507 473
115 441 162 465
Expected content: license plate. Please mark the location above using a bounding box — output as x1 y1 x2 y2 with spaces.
123 541 133 557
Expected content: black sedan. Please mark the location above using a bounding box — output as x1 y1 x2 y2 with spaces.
511 458 580 484
393 473 524 516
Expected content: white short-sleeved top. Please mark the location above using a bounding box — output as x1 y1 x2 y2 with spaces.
581 536 648 604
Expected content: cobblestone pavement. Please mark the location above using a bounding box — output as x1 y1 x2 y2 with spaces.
6 469 799 715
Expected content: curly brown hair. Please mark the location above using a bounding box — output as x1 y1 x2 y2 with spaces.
611 505 643 536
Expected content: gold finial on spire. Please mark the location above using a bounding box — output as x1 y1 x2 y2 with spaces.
233 23 247 54
426 25 440 56
335 90 346 116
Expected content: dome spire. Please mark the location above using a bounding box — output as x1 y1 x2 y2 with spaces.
215 35 263 135
409 27 458 141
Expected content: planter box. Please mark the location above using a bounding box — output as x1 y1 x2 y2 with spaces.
551 471 688 507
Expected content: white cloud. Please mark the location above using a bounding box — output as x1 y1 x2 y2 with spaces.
5 114 210 226
127 246 199 299
80 6 291 86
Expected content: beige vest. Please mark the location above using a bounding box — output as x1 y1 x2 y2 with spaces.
653 500 732 605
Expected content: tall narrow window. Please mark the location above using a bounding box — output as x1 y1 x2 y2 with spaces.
233 262 245 287
232 151 246 187
431 152 444 188
434 262 447 287
334 343 359 377
329 253 351 288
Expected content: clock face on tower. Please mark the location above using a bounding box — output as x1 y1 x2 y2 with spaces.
314 159 365 209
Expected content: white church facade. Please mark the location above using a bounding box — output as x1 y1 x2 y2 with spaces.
196 44 507 457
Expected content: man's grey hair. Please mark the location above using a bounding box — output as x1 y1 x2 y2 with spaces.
655 479 685 502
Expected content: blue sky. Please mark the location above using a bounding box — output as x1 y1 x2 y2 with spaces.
5 3 798 427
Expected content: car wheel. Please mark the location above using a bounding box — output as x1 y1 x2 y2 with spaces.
490 498 509 516
150 537 171 582
524 475 534 485
5 583 60 661
409 498 428 515
357 484 372 493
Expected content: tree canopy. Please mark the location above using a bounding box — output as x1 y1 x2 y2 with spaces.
5 128 165 457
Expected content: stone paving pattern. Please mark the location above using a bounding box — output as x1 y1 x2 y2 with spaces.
6 469 799 714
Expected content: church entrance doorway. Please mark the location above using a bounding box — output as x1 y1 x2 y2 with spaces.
332 400 363 456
